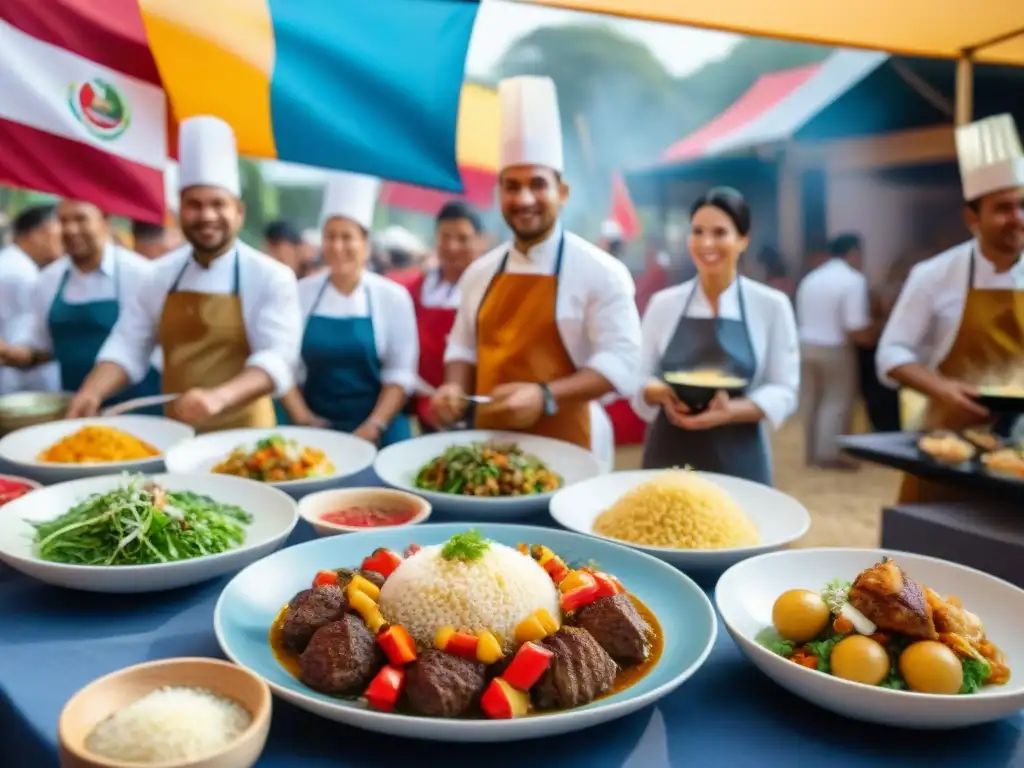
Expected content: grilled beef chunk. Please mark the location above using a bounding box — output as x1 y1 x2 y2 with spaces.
333 568 386 590
573 594 652 665
357 569 387 589
299 614 383 694
533 627 617 710
405 649 487 717
281 585 347 653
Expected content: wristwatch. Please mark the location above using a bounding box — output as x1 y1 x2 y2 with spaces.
539 383 558 416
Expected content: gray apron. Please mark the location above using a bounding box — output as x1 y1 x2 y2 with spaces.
641 279 772 485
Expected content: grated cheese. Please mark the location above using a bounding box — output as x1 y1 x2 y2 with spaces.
85 686 251 764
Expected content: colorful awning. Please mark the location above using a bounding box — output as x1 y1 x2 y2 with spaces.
513 0 1024 65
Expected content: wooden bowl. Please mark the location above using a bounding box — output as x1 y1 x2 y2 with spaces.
0 391 72 436
298 486 431 536
58 657 271 768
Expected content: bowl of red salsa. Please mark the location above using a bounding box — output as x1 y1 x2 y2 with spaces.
298 488 431 537
0 474 40 509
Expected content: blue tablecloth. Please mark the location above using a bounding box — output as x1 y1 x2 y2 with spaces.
1 472 1022 766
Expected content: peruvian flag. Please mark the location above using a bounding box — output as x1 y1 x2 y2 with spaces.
0 4 167 222
608 171 641 241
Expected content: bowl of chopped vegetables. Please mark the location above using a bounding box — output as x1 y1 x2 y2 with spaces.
716 548 1024 729
0 415 195 484
163 427 378 499
373 431 604 520
0 472 299 593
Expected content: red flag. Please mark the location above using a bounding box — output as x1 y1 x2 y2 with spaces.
609 171 641 240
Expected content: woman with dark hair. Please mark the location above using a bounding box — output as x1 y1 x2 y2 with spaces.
631 187 800 484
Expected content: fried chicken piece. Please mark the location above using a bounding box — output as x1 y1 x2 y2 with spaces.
848 559 937 640
926 588 1010 685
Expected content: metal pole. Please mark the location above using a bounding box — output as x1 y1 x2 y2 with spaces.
955 56 974 126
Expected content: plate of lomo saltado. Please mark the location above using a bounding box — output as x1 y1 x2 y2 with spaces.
215 523 716 741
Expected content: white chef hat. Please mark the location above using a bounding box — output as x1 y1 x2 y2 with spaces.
177 116 241 197
600 219 623 240
320 171 380 231
498 76 563 173
955 114 1024 202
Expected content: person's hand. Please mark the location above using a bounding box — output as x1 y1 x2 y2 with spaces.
673 390 734 431
431 383 468 424
354 421 383 443
66 390 102 419
486 382 545 430
642 379 675 408
169 387 229 425
930 378 989 429
296 412 330 429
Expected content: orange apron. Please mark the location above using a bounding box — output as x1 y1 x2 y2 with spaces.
898 250 1024 502
473 236 591 449
157 250 276 433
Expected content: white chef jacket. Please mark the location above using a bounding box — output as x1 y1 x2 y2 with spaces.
419 269 461 309
795 258 870 346
20 243 162 372
444 227 640 471
296 270 419 394
631 276 800 430
0 244 59 394
98 241 301 396
876 239 1024 388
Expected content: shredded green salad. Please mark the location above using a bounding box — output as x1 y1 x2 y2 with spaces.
31 476 252 566
414 442 562 497
756 578 991 694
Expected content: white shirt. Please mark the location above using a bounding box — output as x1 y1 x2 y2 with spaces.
296 270 419 394
98 241 301 396
632 277 800 429
419 269 461 309
876 239 1024 387
795 258 870 346
0 244 59 394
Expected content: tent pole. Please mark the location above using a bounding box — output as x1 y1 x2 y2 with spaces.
955 56 973 126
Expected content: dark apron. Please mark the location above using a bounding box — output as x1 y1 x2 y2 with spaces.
641 279 771 485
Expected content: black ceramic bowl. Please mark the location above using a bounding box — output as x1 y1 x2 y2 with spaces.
662 371 748 413
975 387 1024 414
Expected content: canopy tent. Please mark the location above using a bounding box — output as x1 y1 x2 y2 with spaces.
380 83 499 214
513 0 1024 65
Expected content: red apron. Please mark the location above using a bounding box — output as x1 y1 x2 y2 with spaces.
408 271 458 429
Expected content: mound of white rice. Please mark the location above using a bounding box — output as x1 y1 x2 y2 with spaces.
378 542 560 650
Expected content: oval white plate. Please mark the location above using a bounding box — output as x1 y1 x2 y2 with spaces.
215 522 716 742
0 415 195 483
716 548 1024 729
0 472 298 593
549 470 810 575
163 426 377 498
373 430 604 520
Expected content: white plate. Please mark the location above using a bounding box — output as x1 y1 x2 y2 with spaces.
716 548 1024 729
0 415 195 483
0 472 298 593
163 426 377 498
373 430 604 520
297 487 431 536
549 470 810 575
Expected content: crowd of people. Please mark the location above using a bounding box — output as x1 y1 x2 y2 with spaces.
0 77 1021 501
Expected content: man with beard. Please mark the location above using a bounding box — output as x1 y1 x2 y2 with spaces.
66 116 301 430
0 200 161 406
877 113 1024 502
431 76 641 470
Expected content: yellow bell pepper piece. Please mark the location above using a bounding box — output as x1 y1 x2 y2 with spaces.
435 626 455 650
349 573 381 601
514 615 547 645
533 608 559 635
558 571 594 594
476 630 504 665
347 584 386 633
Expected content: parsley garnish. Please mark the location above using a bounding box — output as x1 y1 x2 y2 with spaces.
441 529 490 562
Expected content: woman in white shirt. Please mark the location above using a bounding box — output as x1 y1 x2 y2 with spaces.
279 173 418 446
633 187 799 484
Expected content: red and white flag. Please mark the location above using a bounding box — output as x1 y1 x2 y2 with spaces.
0 11 167 221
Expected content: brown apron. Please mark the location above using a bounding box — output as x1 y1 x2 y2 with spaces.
157 250 276 433
898 250 1024 502
473 235 591 449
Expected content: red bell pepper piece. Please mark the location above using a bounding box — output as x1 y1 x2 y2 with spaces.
404 543 421 558
364 665 405 712
543 557 569 584
592 571 622 599
312 570 339 588
480 678 531 719
377 625 418 666
444 631 479 660
502 641 553 691
361 548 403 579
560 582 601 613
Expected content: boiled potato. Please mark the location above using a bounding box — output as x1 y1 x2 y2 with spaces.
772 589 830 643
830 635 890 686
899 641 963 695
